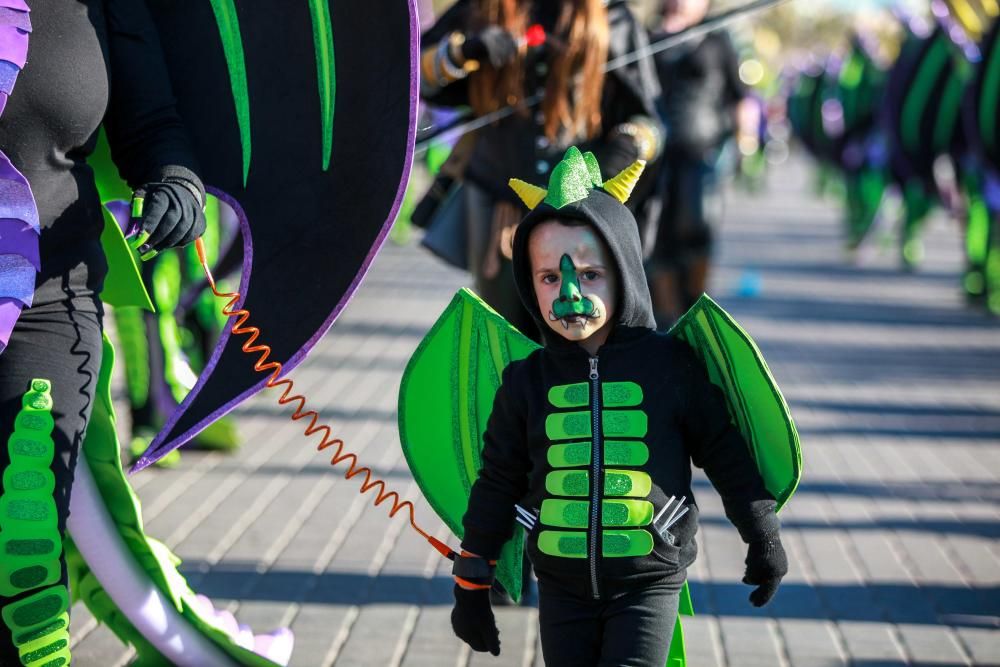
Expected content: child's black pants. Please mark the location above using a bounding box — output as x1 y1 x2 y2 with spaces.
537 576 684 667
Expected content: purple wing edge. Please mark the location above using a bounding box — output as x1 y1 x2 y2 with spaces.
132 1 421 472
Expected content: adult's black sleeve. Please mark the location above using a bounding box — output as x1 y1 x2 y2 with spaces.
717 32 747 107
461 364 531 560
102 0 201 188
676 341 778 543
601 5 663 133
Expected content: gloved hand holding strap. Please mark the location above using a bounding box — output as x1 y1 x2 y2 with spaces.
450 551 501 655
452 550 496 591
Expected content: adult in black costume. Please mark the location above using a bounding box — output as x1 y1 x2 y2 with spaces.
420 0 662 340
0 2 204 662
648 0 746 325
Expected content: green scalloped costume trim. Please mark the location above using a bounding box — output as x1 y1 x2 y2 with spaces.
65 333 282 666
0 380 61 599
2 587 70 667
0 381 71 666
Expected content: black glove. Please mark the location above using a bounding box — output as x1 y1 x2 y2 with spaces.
462 26 518 69
133 167 206 257
743 537 788 607
451 584 500 655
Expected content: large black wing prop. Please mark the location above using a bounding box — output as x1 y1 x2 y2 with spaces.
135 1 418 469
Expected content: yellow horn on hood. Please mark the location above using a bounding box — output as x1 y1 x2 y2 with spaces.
508 178 548 210
602 160 646 204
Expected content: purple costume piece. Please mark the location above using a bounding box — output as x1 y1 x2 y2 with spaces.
0 1 37 355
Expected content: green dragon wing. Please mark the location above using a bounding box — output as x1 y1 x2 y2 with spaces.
669 294 802 509
398 288 540 602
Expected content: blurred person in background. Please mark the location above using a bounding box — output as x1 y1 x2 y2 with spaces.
419 0 663 341
648 0 748 326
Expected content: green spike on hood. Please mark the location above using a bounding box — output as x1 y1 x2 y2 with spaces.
542 147 605 209
583 151 604 188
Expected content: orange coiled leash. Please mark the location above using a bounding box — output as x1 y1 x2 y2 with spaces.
193 238 455 561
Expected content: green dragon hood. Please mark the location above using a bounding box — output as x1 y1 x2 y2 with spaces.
509 147 656 346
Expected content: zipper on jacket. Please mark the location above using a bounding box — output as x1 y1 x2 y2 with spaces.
588 356 602 600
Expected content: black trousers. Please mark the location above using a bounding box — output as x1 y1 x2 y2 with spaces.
538 577 683 667
0 294 104 663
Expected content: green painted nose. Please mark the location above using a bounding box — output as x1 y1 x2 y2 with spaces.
553 254 595 319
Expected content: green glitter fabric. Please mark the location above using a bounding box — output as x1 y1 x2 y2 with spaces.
542 147 605 209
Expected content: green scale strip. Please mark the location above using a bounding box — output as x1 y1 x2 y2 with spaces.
544 409 648 440
546 440 649 468
537 529 654 558
0 380 72 666
544 469 652 498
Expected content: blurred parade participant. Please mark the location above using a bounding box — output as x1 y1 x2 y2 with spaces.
648 0 748 326
962 8 1000 313
419 0 663 340
879 3 990 273
785 0 1000 314
832 32 889 248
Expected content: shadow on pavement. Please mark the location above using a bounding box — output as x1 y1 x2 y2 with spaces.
181 563 997 629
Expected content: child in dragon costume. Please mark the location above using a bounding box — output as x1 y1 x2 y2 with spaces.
400 146 799 666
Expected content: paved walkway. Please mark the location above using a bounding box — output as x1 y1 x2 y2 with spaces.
70 157 1000 666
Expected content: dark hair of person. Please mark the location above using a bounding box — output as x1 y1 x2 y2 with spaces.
468 0 609 143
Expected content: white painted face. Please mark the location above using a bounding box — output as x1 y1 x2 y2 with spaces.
528 220 617 348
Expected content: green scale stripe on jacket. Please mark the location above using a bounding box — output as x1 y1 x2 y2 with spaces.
540 381 653 558
547 440 649 468
545 410 648 440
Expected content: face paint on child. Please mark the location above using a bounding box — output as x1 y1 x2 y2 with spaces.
529 221 617 348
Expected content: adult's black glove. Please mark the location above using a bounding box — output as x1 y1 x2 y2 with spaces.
461 26 518 69
451 584 500 656
743 537 788 607
134 166 206 257
598 130 642 179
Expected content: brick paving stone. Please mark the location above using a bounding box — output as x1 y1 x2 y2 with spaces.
65 156 1000 666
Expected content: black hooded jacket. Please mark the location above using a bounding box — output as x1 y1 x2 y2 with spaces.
460 184 776 600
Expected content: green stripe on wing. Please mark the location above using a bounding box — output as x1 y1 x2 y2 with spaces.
208 0 252 185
